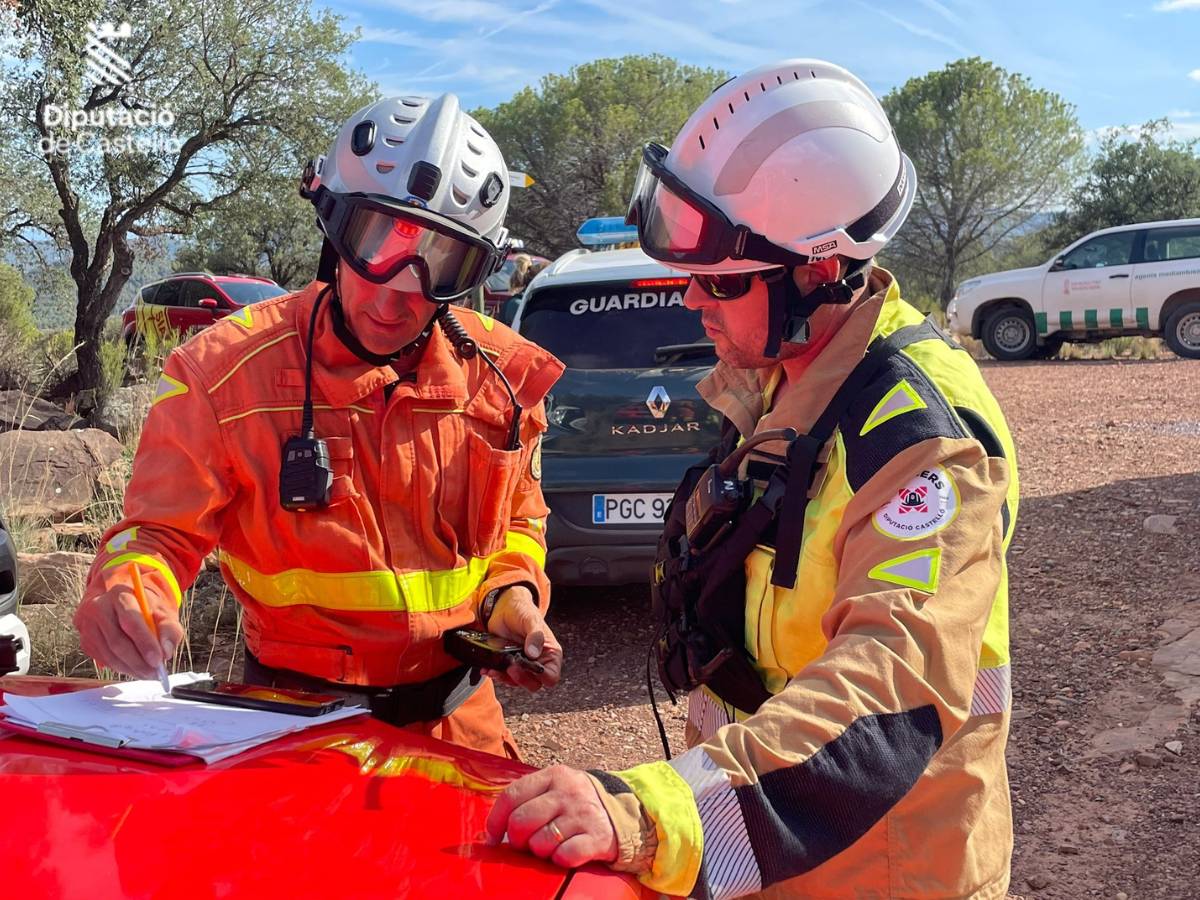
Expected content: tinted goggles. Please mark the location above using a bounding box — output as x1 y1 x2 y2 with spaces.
313 188 505 301
692 268 785 301
625 142 809 269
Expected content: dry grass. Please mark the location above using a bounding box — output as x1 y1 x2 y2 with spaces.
1056 336 1166 361
5 326 244 679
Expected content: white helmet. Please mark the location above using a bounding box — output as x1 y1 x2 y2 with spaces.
303 94 511 297
628 59 916 276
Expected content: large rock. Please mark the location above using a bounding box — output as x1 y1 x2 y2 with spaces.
0 391 82 432
0 429 125 522
15 551 93 605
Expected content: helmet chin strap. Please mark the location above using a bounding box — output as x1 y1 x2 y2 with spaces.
328 285 440 367
761 258 872 358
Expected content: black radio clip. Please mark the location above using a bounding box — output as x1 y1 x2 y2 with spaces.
684 427 797 554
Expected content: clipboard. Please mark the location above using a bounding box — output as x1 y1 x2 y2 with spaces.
0 717 201 768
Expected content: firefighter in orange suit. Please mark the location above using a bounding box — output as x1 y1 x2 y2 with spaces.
488 60 1018 897
75 94 565 758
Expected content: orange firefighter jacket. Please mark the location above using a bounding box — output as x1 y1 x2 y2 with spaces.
84 282 564 687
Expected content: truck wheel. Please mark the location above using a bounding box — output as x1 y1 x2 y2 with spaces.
981 307 1037 361
1163 302 1200 360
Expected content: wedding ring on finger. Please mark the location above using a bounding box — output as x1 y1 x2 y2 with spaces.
547 820 566 844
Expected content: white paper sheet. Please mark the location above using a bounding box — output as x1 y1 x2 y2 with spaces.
1 672 367 763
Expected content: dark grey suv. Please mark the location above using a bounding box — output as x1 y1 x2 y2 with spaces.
513 247 721 587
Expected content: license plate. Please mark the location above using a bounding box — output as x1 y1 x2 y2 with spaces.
592 493 672 525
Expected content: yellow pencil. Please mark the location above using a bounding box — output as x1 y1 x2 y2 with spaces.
130 563 171 693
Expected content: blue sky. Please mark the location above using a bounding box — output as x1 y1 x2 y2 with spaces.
327 0 1200 141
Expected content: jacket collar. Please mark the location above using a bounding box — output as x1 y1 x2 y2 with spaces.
698 268 901 452
293 281 470 407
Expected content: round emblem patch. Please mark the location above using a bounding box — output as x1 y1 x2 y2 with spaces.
872 466 959 540
530 437 542 480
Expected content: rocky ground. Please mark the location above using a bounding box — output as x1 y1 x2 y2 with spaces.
496 357 1200 899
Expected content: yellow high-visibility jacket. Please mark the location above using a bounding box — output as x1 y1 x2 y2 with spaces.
593 269 1018 899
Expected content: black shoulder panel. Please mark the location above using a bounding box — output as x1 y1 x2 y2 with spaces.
838 352 969 492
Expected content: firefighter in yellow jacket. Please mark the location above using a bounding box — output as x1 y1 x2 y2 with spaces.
487 59 1018 898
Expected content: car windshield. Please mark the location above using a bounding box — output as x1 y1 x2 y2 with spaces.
519 279 714 369
485 259 516 292
219 281 289 304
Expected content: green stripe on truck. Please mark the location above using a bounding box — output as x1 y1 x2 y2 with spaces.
1085 309 1098 329
1110 308 1123 327
1136 307 1150 329
1059 310 1073 331
1035 312 1048 334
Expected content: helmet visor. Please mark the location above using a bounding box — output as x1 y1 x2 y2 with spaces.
340 205 494 300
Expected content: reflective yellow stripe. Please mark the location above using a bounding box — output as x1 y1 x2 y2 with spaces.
219 531 545 613
502 530 546 567
216 403 373 425
211 331 297 391
614 761 703 897
101 552 184 608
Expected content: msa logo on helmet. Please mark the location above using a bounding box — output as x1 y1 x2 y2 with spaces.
811 239 838 256
570 290 685 315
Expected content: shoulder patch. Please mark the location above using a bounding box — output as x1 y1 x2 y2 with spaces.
839 352 968 492
860 379 927 436
872 466 960 540
868 548 942 593
152 373 189 405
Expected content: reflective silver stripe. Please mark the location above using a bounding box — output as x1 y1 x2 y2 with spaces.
669 747 763 900
687 687 735 742
969 664 1012 716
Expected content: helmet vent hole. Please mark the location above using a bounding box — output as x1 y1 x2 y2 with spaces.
461 160 478 177
776 74 783 84
451 184 470 205
698 134 705 150
401 97 423 107
712 117 719 130
375 162 395 174
793 71 799 79
760 82 766 92
466 140 482 155
391 113 416 125
383 136 405 146
470 122 486 137
744 90 750 101
727 102 734 115
810 69 816 78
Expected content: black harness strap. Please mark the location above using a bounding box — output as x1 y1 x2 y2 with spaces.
771 319 943 589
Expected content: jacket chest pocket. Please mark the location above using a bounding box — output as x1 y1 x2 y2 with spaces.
464 428 522 556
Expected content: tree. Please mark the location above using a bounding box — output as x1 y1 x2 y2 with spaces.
0 0 368 406
174 173 326 289
475 55 727 259
1048 119 1200 249
882 58 1084 306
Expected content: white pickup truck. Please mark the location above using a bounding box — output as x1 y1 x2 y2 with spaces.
948 218 1200 360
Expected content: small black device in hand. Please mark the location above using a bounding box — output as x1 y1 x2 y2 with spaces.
170 679 346 716
444 628 546 675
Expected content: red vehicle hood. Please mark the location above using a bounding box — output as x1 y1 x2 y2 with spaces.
0 677 648 900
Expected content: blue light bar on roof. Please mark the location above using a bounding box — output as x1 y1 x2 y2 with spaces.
576 216 639 247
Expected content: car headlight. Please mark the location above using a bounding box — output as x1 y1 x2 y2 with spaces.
956 278 982 298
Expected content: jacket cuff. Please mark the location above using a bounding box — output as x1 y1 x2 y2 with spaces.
608 761 703 897
585 772 658 873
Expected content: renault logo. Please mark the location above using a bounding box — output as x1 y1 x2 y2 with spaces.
646 385 670 419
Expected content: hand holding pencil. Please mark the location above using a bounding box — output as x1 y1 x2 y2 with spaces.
73 560 184 684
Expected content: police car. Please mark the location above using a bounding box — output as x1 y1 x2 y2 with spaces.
948 218 1200 360
512 225 721 586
